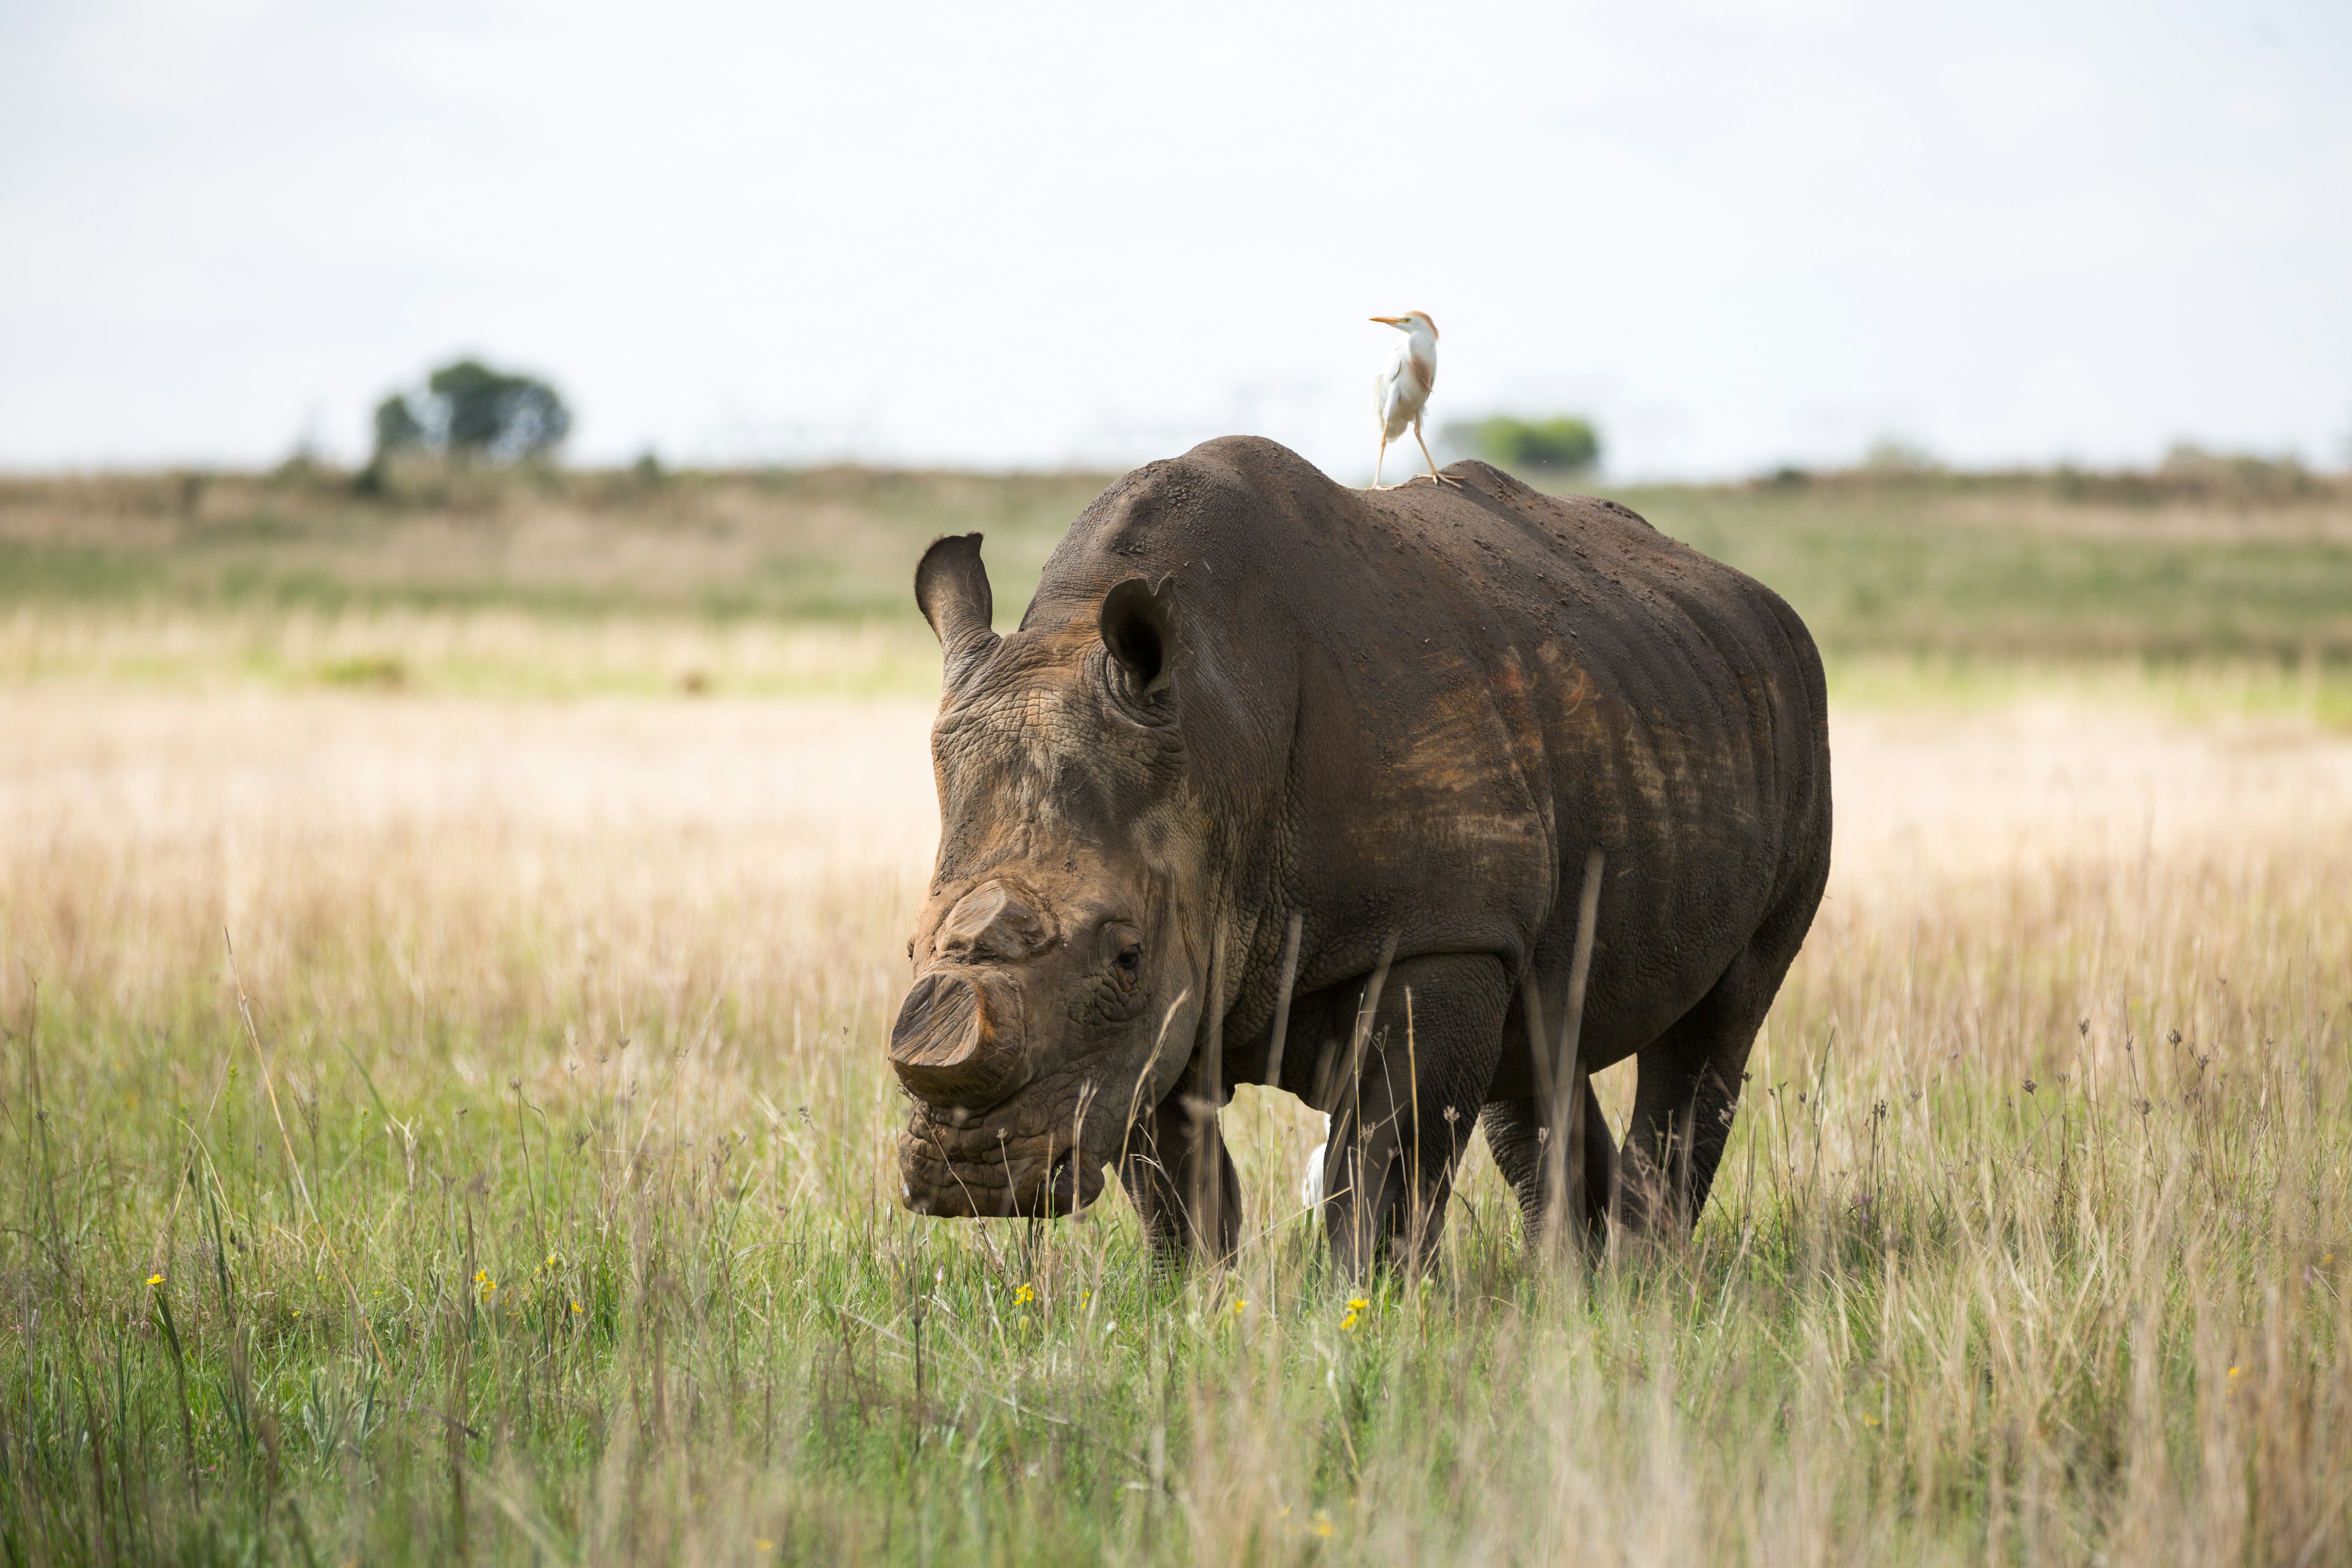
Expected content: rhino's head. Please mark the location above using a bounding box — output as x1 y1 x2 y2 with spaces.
891 533 1211 1218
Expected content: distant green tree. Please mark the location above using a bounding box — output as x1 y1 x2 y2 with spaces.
1447 415 1602 476
369 358 571 464
428 360 570 459
373 394 425 455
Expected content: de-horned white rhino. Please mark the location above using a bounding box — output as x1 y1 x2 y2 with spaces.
888 436 1831 1273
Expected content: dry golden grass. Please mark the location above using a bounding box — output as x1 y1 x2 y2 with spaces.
2 677 2348 1563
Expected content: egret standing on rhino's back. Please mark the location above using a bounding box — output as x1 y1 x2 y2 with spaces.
1370 311 1457 489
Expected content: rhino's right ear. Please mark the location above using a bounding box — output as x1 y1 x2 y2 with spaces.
1099 575 1180 713
915 533 1000 685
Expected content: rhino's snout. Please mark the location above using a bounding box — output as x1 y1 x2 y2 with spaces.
892 878 1119 1216
899 1123 1106 1218
889 971 1024 1106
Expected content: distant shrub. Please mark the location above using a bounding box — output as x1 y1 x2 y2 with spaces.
370 358 571 465
1444 415 1602 476
1863 439 1940 475
2156 443 2316 502
373 394 426 456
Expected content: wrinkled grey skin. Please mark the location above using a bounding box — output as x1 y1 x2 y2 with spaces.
890 437 1831 1270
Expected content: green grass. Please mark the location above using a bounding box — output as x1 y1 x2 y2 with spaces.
4 898 2345 1565
6 1006 2345 1565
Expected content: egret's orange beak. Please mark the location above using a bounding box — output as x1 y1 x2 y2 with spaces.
1370 315 1406 326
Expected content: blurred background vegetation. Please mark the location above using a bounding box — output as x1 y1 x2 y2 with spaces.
4 366 2346 707
366 358 571 484
1442 413 1602 477
6 454 2345 666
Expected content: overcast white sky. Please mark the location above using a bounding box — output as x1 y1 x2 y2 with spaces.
2 0 2348 479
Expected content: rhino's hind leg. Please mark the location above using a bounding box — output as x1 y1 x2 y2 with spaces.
1621 944 1783 1235
1316 954 1510 1277
1117 1089 1242 1265
1623 813 1830 1237
1480 1087 1616 1253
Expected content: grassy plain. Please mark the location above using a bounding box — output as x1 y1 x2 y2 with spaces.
2 460 2350 1564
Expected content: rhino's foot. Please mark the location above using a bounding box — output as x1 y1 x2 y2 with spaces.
1480 1091 1616 1257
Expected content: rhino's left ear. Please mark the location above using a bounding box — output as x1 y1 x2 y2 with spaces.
1100 575 1180 708
916 533 1000 687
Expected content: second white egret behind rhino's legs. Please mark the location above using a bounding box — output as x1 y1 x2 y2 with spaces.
1370 311 1459 489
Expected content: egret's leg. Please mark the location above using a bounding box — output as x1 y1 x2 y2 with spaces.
1414 418 1459 487
1372 434 1390 490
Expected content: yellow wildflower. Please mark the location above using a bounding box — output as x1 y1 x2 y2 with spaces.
1231 1298 1247 1317
146 1273 165 1286
1312 1510 1335 1539
1012 1283 1035 1306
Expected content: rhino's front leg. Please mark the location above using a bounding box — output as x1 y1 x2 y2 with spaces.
1316 953 1510 1277
1117 1085 1242 1265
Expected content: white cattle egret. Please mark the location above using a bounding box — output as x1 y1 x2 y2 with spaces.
1369 311 1457 489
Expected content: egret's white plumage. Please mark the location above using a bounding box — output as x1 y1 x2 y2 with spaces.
1369 311 1457 489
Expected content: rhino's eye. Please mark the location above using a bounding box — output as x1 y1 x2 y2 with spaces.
1100 921 1144 978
